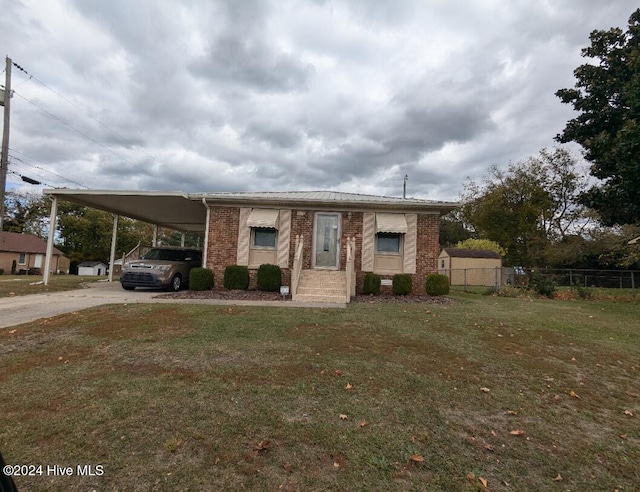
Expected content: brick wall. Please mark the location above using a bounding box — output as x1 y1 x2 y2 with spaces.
206 206 440 294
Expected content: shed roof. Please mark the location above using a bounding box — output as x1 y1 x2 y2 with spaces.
442 248 502 259
0 232 65 256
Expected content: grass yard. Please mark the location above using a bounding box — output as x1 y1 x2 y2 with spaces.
0 275 105 298
1 294 638 491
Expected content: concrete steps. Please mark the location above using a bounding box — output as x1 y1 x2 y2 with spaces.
294 270 347 304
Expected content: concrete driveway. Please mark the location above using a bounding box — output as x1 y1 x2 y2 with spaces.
0 281 342 329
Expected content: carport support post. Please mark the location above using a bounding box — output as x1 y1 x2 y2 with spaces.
181 233 185 247
152 225 158 247
43 197 58 286
108 214 119 282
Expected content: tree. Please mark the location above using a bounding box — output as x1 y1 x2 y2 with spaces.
556 8 640 226
455 238 506 257
439 210 472 248
461 148 590 266
2 191 50 237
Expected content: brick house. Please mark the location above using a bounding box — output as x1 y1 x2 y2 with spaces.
200 191 457 301
0 231 70 275
40 189 458 301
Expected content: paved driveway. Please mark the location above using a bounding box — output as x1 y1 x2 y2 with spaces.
0 281 342 329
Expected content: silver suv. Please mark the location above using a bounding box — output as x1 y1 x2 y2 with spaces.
120 247 202 291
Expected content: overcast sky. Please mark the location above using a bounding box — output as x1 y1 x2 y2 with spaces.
1 1 635 201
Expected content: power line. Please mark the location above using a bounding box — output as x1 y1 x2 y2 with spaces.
8 149 92 189
11 59 182 179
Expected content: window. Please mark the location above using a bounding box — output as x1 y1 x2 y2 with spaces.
376 233 402 254
18 253 26 265
441 259 445 268
252 228 277 249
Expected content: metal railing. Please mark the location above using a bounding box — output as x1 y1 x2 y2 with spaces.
345 237 356 303
291 235 304 299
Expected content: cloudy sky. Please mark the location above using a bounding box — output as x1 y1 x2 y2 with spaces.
1 1 635 201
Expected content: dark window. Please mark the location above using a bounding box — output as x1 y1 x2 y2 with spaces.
376 233 402 254
253 228 277 249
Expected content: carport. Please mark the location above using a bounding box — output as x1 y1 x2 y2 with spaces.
41 189 209 285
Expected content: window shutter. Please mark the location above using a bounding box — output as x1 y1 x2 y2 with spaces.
277 209 291 268
403 214 417 274
361 212 375 272
237 208 251 266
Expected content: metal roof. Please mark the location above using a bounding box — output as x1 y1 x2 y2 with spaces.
43 189 459 231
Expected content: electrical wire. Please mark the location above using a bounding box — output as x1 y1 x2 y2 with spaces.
8 149 93 189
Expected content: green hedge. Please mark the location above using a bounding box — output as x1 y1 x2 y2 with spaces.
425 274 450 296
223 265 250 290
189 268 214 291
362 273 381 295
256 264 282 292
392 274 413 295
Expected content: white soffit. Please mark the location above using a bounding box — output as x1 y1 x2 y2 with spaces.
246 208 280 229
376 213 408 233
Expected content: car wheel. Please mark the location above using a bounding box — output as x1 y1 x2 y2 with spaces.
122 285 135 291
167 274 182 292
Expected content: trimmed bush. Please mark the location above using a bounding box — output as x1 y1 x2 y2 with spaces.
362 273 381 295
425 273 450 296
189 267 214 291
224 265 250 290
256 264 282 292
11 259 16 274
0 268 4 275
392 274 413 295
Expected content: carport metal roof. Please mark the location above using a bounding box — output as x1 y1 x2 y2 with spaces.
43 189 207 232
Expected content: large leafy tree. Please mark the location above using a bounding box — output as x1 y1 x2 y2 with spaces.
461 148 590 266
556 8 640 226
2 191 50 237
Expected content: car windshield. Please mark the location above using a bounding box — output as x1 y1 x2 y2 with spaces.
142 249 200 262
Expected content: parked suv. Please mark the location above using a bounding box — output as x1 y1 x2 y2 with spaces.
120 247 202 291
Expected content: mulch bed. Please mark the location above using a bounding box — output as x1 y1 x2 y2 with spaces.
155 290 455 304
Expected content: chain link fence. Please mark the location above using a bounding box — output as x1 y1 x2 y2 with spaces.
442 267 639 291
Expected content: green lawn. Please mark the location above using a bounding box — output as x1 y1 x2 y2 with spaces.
1 295 638 491
0 275 106 298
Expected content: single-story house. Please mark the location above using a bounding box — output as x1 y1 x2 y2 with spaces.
0 231 70 275
438 248 502 287
77 261 108 276
40 189 459 302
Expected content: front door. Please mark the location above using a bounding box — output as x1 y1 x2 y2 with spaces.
314 213 341 269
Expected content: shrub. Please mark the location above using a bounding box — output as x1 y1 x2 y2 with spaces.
224 265 250 290
529 273 556 298
425 273 450 296
572 284 593 300
392 274 413 295
11 259 16 274
362 273 381 295
256 264 282 292
189 267 214 291
0 268 4 275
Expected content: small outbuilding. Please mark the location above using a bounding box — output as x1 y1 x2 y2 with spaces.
77 261 108 276
438 248 502 287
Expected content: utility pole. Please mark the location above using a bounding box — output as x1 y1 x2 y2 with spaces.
0 56 12 233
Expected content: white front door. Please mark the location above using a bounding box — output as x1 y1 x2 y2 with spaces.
313 213 341 269
34 254 44 268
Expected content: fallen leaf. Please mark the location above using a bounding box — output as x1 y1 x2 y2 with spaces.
553 394 562 401
623 410 634 416
554 473 563 481
490 430 497 436
410 454 424 462
254 440 270 452
620 434 628 440
334 370 343 376
333 462 340 468
479 476 488 487
485 444 494 452
506 410 518 415
339 414 348 420
571 357 576 361
510 430 525 436
544 376 554 382
359 420 367 428
480 387 491 393
8 329 16 334
515 351 523 355
345 383 353 390
466 472 475 481
569 390 581 399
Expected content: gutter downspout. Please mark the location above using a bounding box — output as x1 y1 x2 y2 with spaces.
201 198 210 268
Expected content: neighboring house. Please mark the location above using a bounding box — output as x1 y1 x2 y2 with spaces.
0 231 70 275
202 191 457 300
77 261 108 276
438 248 502 287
